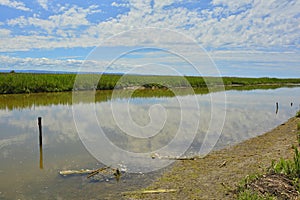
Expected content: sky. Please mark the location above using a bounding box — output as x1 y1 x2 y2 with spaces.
0 0 299 77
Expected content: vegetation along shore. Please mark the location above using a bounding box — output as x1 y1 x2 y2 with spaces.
0 72 300 94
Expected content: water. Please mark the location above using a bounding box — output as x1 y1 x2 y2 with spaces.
0 87 299 199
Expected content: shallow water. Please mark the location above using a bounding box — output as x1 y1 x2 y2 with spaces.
0 87 299 199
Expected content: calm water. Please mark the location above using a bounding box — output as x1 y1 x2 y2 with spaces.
0 87 300 199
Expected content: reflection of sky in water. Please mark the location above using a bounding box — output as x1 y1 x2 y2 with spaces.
75 88 300 165
0 87 300 199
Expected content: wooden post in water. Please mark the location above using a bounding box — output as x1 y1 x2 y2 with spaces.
276 102 279 114
38 117 42 145
38 117 43 169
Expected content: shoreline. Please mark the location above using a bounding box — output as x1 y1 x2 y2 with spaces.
125 116 300 199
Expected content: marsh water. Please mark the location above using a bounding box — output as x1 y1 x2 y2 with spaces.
0 86 300 199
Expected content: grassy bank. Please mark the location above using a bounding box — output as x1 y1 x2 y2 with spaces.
0 72 300 94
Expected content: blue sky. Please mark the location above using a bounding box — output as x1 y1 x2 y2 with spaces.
0 0 299 77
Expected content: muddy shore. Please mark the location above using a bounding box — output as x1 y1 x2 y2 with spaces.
125 116 300 199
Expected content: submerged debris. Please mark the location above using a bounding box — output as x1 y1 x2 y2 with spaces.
59 166 125 182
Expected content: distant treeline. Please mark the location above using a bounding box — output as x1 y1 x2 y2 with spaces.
0 72 299 94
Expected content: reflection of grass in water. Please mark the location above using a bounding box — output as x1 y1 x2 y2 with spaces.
1 83 298 111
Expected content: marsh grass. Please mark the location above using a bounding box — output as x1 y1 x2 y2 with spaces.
1 72 300 94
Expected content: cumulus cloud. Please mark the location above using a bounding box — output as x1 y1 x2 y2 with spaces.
0 28 11 37
2 0 300 51
7 4 101 35
0 0 299 76
111 1 129 8
0 55 121 72
0 0 30 11
37 0 48 10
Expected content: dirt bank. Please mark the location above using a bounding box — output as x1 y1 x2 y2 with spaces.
125 116 300 199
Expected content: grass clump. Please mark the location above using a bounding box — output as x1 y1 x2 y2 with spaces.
272 147 300 178
296 111 300 118
236 175 276 200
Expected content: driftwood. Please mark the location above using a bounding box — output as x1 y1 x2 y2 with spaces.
87 166 111 179
59 167 122 181
59 169 95 176
123 189 177 196
151 153 197 160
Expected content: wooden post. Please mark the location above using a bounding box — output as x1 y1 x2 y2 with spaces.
38 117 42 145
38 117 43 169
276 102 279 114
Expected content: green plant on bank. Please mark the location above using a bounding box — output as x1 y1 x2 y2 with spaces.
297 122 300 146
236 174 275 200
238 174 261 188
296 111 300 118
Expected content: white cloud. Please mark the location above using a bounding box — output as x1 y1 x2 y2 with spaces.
37 0 48 10
7 5 101 34
85 0 299 51
1 0 300 58
0 0 31 11
0 55 112 72
111 1 129 8
0 28 11 37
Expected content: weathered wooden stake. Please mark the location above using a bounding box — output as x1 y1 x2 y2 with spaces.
38 117 42 145
276 102 279 114
38 117 43 169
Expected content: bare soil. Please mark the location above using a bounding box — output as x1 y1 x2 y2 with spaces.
124 116 300 200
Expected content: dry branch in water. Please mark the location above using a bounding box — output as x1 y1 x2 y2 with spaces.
123 189 177 196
